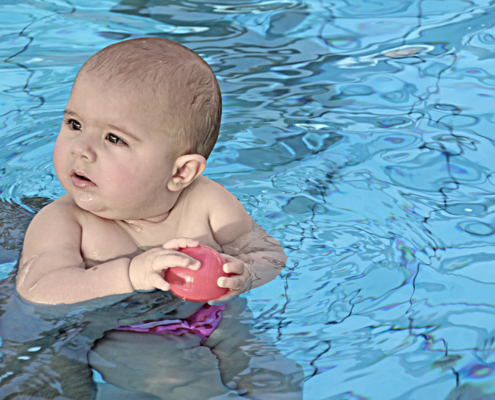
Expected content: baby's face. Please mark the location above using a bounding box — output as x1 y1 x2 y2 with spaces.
53 74 180 220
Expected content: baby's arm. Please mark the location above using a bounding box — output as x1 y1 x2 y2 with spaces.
206 181 286 302
17 201 133 304
219 219 286 292
17 201 199 305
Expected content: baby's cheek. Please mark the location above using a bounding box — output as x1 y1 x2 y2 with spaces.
52 140 66 185
105 169 145 205
109 163 139 185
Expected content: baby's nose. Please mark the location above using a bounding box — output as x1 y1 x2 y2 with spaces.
71 135 97 161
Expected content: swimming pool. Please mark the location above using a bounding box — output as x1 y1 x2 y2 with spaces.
1 0 495 398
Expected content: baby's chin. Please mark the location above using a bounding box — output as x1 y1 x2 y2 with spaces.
72 196 152 221
70 194 118 219
72 195 105 216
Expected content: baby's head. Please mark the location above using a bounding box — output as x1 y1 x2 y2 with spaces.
54 38 222 220
79 38 222 158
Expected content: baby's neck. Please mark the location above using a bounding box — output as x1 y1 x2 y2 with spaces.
120 211 172 236
120 187 184 228
125 211 170 224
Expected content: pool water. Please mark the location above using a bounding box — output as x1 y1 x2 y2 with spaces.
1 0 495 398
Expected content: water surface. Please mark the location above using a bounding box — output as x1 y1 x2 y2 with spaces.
1 0 495 398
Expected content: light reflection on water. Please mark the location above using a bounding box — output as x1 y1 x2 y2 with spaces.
1 0 495 398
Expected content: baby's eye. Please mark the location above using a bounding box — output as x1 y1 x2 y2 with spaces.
65 118 82 131
106 133 127 145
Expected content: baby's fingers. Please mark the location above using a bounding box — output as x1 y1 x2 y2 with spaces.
153 252 201 271
218 275 245 291
163 237 199 251
222 260 244 275
220 253 246 274
149 273 170 292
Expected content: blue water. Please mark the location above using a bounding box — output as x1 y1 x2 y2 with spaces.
1 0 495 398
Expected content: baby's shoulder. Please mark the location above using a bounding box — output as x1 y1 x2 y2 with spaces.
187 176 236 208
186 176 252 241
22 194 84 261
32 194 99 233
33 194 81 223
190 175 228 194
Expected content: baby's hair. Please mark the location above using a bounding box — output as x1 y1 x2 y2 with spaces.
78 38 221 158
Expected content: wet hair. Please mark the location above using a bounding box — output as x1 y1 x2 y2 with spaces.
78 38 222 158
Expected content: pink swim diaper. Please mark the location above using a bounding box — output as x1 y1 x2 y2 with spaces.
115 304 225 344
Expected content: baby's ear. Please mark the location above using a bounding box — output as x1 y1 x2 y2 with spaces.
167 154 207 191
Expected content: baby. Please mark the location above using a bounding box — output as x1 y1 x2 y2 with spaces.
16 38 286 307
8 38 303 400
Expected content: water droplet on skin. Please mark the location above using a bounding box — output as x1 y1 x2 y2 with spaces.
78 193 93 202
123 220 142 232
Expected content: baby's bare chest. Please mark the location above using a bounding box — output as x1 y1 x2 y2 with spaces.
79 209 219 268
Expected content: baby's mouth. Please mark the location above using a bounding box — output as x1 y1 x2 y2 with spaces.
71 170 96 188
76 173 91 181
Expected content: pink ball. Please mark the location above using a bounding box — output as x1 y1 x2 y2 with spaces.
164 245 230 302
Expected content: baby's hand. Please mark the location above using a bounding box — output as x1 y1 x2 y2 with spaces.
129 238 201 291
208 254 253 305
